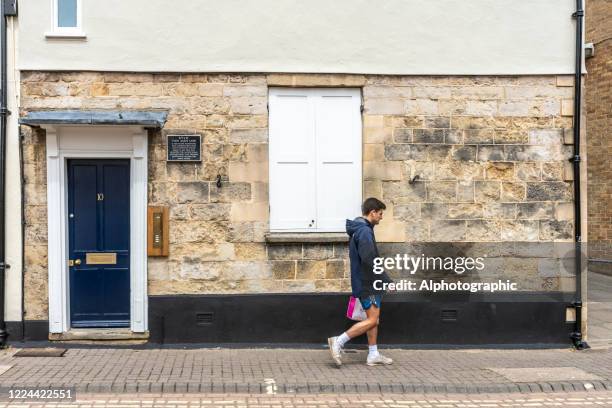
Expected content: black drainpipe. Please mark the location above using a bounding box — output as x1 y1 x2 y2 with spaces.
0 0 13 348
569 0 588 350
19 125 24 341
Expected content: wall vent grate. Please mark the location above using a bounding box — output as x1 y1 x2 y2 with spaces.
440 309 458 321
196 312 214 325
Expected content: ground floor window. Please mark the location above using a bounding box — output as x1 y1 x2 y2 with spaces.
268 88 362 232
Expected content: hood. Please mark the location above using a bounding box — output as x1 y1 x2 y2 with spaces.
345 216 372 237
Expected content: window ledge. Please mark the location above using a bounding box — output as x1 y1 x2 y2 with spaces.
265 232 349 244
45 31 87 39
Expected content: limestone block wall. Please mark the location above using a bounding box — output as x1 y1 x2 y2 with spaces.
20 72 577 321
361 76 576 245
21 125 48 320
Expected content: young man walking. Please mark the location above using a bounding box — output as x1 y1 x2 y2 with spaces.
328 197 393 367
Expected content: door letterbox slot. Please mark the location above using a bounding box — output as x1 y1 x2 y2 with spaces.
86 253 117 265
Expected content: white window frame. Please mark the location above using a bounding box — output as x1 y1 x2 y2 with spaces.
268 87 363 233
46 0 86 38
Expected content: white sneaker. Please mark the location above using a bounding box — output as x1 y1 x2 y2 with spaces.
327 337 342 367
366 353 393 366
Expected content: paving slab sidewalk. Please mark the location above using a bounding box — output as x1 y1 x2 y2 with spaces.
0 345 612 395
4 391 612 407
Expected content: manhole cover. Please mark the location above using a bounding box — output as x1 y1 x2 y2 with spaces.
13 348 66 357
488 366 603 382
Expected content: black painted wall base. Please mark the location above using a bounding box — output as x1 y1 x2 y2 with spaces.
148 292 575 345
4 321 22 342
11 293 576 346
6 320 48 342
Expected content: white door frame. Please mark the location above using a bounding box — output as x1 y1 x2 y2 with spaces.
42 125 148 333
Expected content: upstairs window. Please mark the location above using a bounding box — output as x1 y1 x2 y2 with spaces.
48 0 84 37
268 88 362 232
57 0 78 27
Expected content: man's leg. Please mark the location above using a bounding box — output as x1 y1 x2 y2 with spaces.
364 303 392 366
345 304 380 339
366 311 381 362
366 318 378 346
327 303 379 367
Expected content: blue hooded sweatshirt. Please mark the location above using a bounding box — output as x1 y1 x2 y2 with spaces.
345 217 392 298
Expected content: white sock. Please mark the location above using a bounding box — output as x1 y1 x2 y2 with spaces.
336 332 350 348
368 345 379 357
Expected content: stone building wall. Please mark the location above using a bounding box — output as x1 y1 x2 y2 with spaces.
586 0 612 264
21 125 48 321
20 72 577 321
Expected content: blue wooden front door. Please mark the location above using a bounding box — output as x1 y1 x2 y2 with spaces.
68 159 131 328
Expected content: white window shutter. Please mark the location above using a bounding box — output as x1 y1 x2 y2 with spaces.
314 89 362 231
269 89 317 230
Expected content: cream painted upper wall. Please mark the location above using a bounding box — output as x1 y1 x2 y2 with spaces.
19 0 577 74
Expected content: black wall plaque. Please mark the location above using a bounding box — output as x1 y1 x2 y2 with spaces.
167 135 201 162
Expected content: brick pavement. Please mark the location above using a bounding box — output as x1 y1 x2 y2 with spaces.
3 392 612 407
1 346 612 396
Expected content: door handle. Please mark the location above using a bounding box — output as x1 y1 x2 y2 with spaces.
71 259 82 266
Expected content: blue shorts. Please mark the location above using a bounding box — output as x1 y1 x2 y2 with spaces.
359 294 382 310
